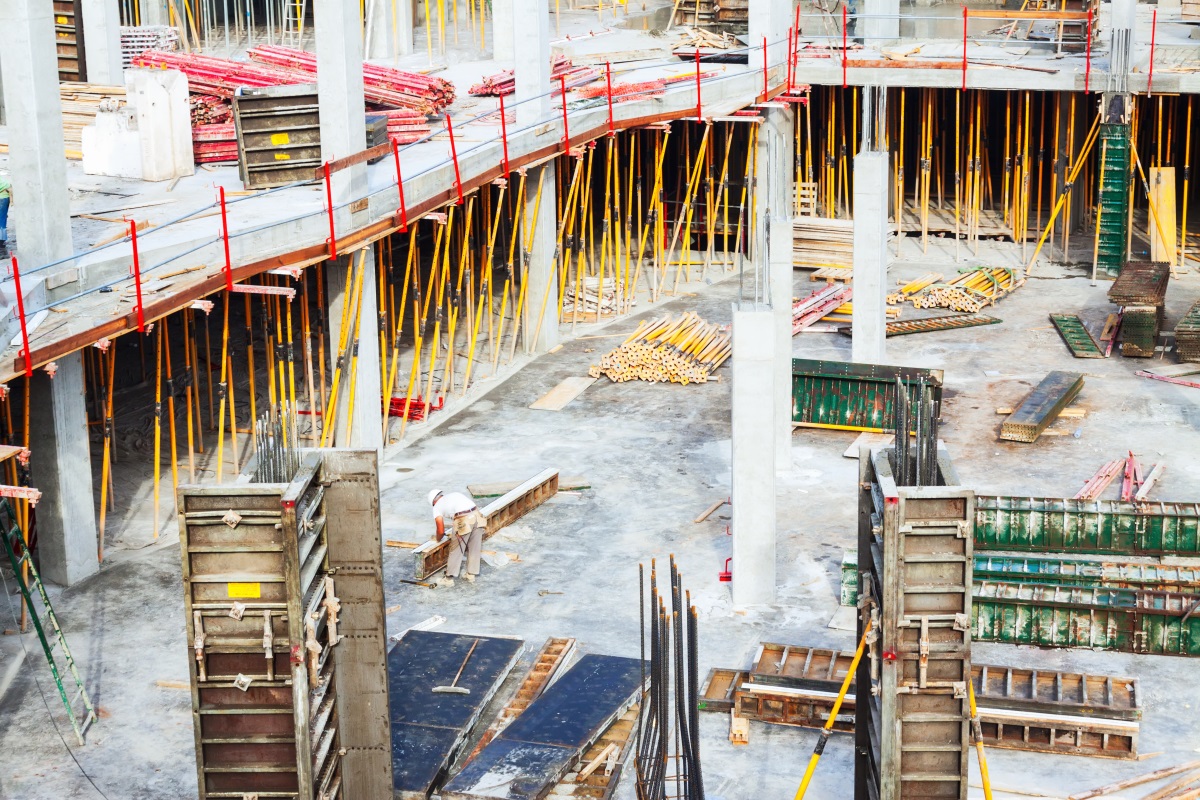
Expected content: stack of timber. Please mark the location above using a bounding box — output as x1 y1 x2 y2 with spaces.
911 268 1021 312
792 217 855 269
119 25 178 66
189 94 232 126
701 643 1142 759
1177 299 1200 363
999 371 1084 443
669 0 747 31
60 83 127 158
1109 261 1170 358
563 277 620 318
588 313 731 385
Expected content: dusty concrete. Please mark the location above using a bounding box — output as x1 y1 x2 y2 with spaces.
2 234 1200 798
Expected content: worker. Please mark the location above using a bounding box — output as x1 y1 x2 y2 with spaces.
428 489 485 588
0 175 10 255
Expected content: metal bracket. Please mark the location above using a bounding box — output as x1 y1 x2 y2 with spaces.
193 610 207 682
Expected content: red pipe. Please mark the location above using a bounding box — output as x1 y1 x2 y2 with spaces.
392 137 409 231
842 4 848 88
130 220 145 332
786 27 794 93
962 7 968 92
323 162 337 259
695 49 702 119
560 75 570 147
1084 8 1093 93
1148 9 1157 97
498 93 511 177
762 35 769 100
219 186 232 291
445 114 464 205
10 257 31 377
605 62 615 136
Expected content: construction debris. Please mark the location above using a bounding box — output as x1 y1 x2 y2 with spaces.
999 371 1084 443
910 268 1022 313
588 313 730 385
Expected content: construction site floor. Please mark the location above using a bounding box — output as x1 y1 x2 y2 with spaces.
2 235 1200 798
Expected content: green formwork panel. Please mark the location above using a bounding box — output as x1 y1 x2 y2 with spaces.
1096 123 1130 276
791 359 944 432
974 496 1200 556
972 581 1200 656
974 555 1200 591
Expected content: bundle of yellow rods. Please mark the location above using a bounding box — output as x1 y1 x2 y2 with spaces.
911 268 1022 313
588 312 731 385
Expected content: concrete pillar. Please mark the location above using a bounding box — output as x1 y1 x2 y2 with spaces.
139 0 168 26
493 0 514 61
851 150 888 364
522 163 561 354
315 0 368 204
365 0 398 61
82 0 124 85
325 251 384 452
511 0 550 128
749 0 789 83
862 0 900 44
755 107 796 471
30 353 100 586
730 305 776 607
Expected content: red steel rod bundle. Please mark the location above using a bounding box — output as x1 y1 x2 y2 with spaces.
468 55 598 96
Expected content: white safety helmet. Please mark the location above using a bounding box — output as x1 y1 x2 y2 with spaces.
428 489 443 506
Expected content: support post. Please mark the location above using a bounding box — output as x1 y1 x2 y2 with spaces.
756 106 797 470
852 150 889 364
731 305 776 607
81 0 124 85
511 0 551 129
749 0 789 84
315 0 369 206
862 0 900 44
325 251 384 453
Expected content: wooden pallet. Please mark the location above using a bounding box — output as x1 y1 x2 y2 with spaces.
465 637 578 763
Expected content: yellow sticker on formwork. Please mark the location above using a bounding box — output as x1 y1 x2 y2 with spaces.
56 15 68 23
270 132 291 146
274 153 291 161
227 582 261 598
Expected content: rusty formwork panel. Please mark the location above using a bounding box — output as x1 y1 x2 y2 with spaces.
1107 261 1171 307
176 449 391 800
856 446 973 800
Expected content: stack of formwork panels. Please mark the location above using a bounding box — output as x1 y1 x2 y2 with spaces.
1175 298 1200 362
1109 261 1170 358
176 449 391 800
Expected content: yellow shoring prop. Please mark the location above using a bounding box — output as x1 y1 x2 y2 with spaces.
1025 110 1100 275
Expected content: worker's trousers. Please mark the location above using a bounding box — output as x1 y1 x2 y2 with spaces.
447 511 485 578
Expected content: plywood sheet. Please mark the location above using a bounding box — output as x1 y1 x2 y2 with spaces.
1150 167 1178 265
529 377 597 411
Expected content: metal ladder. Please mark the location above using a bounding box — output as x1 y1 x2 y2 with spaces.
0 500 96 745
1096 122 1131 276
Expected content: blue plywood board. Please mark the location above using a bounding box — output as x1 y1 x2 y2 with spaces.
389 631 524 799
441 654 644 800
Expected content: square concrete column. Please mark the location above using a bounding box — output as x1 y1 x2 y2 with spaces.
755 106 796 471
749 0 789 82
30 353 100 586
325 250 384 453
82 0 124 85
1 0 99 587
730 305 776 607
139 0 168 26
511 0 550 128
493 0 514 61
365 0 399 61
852 151 888 364
862 0 900 45
522 163 561 354
315 0 368 204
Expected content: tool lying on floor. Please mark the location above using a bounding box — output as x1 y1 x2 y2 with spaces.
399 578 437 589
434 638 480 694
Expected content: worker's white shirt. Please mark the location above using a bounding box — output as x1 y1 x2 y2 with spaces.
431 492 476 520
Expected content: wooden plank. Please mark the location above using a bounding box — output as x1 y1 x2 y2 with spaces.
843 432 895 458
547 705 640 800
529 377 597 411
1150 168 1178 265
467 476 589 499
413 469 559 579
698 668 747 713
1143 362 1200 378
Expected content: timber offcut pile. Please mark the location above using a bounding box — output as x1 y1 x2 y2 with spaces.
1176 299 1200 363
793 217 856 269
60 83 127 158
588 312 730 385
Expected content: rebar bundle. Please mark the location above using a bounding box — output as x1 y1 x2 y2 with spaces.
891 377 940 487
252 406 300 483
636 558 704 800
588 313 731 385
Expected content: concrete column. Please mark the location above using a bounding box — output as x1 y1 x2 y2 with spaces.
852 150 888 364
522 163 560 354
511 0 550 128
493 0 514 61
82 0 124 85
862 0 900 44
364 0 398 61
30 353 100 586
315 0 368 203
139 0 168 26
749 0 789 83
755 107 796 471
730 305 776 607
325 251 384 453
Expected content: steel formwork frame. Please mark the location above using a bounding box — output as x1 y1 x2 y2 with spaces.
856 447 974 800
